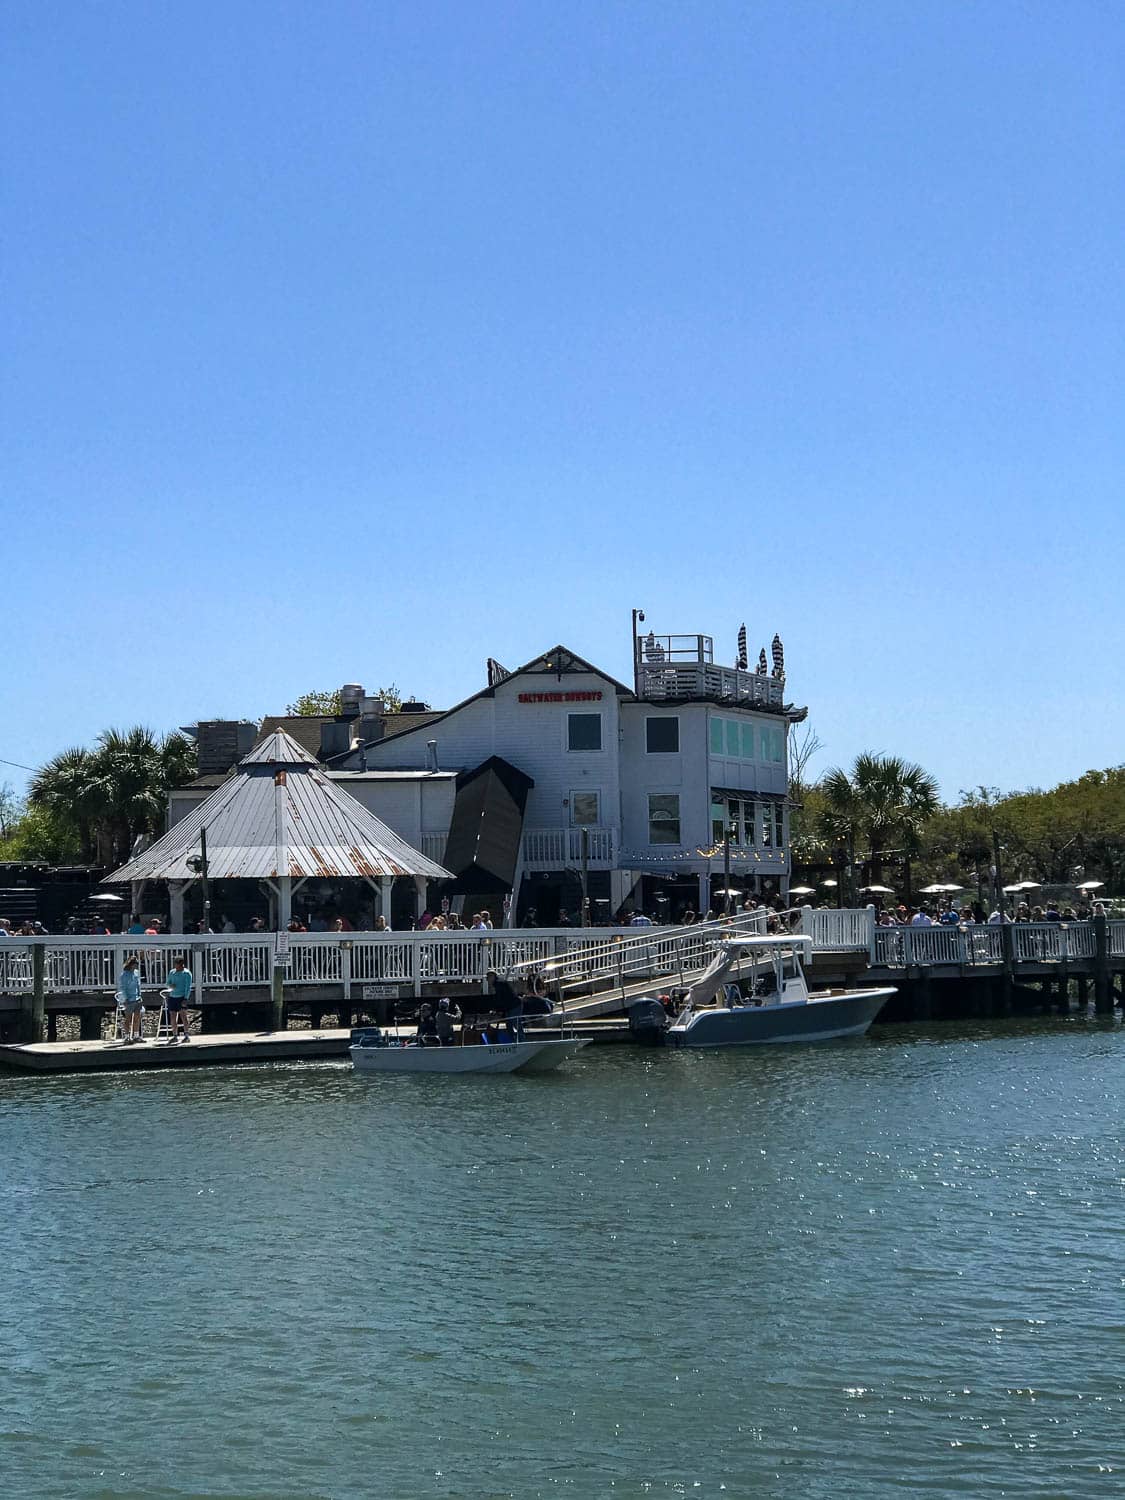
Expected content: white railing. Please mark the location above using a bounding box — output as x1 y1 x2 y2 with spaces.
2 916 1115 997
871 921 1097 969
520 827 615 867
638 661 785 708
797 907 876 953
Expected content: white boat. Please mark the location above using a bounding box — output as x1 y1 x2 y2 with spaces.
666 935 895 1048
349 1029 590 1075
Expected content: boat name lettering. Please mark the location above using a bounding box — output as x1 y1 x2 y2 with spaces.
517 691 603 704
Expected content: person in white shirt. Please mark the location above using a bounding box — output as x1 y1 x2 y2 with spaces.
910 909 933 927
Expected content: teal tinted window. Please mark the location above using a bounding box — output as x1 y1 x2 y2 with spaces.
710 718 724 754
741 723 755 759
726 721 740 757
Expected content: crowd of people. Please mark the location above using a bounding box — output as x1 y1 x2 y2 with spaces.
871 899 1105 928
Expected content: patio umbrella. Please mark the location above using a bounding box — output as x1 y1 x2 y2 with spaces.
863 884 895 894
919 884 946 895
820 879 837 888
937 883 964 893
1076 880 1105 891
789 885 816 896
89 893 126 902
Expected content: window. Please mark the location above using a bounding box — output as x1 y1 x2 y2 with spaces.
726 798 742 845
571 791 599 826
710 797 726 845
648 793 681 845
760 802 783 846
567 712 602 752
710 714 773 762
760 724 786 764
710 791 763 847
646 716 680 753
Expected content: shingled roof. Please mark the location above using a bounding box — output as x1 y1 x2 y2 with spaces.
105 731 452 884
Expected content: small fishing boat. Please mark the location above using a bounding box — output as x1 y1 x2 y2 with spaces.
349 1028 590 1075
666 935 894 1048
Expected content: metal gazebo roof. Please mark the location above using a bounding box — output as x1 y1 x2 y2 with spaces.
104 731 452 884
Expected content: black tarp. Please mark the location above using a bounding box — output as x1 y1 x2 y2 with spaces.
442 756 533 894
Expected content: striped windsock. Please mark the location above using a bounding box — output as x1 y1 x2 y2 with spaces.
758 647 768 675
771 634 784 678
736 623 748 669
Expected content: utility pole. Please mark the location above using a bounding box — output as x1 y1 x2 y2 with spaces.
992 828 1004 917
631 607 646 695
580 826 590 927
200 825 211 933
723 831 732 916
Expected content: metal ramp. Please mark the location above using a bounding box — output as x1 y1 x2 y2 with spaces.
506 910 776 1020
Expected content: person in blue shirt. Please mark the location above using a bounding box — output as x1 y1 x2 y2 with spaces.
117 957 143 1043
165 957 194 1043
126 915 146 935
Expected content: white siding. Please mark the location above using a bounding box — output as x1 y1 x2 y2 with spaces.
356 672 624 838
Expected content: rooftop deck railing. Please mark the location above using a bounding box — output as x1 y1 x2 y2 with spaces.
638 660 786 708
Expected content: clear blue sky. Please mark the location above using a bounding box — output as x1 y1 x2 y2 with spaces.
3 1 1122 802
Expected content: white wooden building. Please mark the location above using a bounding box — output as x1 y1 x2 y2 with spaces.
167 625 804 923
328 629 804 922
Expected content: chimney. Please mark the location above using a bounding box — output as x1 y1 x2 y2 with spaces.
319 721 352 760
358 712 385 745
339 683 364 719
196 720 258 775
426 740 439 772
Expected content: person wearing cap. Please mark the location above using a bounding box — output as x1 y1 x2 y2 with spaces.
117 956 144 1043
434 996 462 1045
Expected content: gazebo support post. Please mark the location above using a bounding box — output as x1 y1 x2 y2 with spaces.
278 877 292 931
413 875 429 925
168 879 190 934
379 877 394 927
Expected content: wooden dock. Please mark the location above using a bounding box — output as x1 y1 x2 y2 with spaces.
0 1019 633 1074
0 1028 354 1072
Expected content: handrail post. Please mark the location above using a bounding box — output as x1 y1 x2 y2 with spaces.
412 937 422 998
1094 912 1111 1013
20 942 46 1043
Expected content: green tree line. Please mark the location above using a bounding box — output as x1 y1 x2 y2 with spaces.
0 728 197 867
793 754 1125 897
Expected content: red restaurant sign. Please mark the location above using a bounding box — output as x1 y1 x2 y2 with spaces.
518 690 603 704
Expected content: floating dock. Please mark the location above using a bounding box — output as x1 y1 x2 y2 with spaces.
0 1019 634 1074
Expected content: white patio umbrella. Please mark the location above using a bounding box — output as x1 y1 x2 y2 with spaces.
919 883 946 895
89 893 126 902
820 879 837 888
1076 879 1105 891
863 884 895 895
789 885 816 896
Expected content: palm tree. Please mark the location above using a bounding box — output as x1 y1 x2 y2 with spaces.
29 747 106 862
819 753 940 898
30 728 197 867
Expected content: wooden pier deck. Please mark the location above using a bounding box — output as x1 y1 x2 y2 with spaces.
0 1028 354 1072
0 1018 634 1074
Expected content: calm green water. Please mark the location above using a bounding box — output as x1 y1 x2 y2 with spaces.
2 1021 1123 1500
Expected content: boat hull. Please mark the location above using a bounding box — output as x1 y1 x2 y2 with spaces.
668 988 895 1048
349 1038 590 1075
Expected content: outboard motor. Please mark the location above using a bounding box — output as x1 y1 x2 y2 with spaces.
628 997 668 1044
